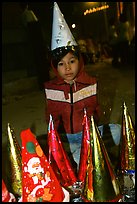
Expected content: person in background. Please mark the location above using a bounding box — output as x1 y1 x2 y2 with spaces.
77 38 89 65
86 36 98 64
20 3 50 90
44 2 101 172
117 13 131 66
108 17 119 67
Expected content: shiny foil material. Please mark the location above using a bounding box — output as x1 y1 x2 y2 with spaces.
83 142 94 201
120 102 135 171
48 115 77 187
2 179 16 202
21 128 65 202
7 123 22 197
78 108 91 184
83 116 122 202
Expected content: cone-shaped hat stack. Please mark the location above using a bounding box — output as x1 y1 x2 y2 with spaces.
83 116 122 202
48 115 77 187
51 2 77 51
2 179 16 202
78 108 91 184
120 102 135 172
7 123 22 198
20 128 65 202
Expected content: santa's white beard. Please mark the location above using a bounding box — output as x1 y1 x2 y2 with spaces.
28 166 44 175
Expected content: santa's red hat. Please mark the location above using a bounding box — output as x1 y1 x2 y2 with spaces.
20 128 65 202
2 179 16 202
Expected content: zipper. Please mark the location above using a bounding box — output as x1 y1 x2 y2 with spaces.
70 83 74 133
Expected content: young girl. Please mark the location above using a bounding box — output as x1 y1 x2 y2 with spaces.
44 45 101 169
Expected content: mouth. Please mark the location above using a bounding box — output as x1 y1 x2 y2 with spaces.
65 73 73 77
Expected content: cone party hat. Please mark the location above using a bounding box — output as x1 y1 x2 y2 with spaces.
78 108 91 184
48 114 77 187
83 116 122 202
7 123 22 198
20 128 65 202
51 2 77 51
2 179 16 202
120 102 135 172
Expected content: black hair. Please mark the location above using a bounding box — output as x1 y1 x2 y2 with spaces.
51 46 80 68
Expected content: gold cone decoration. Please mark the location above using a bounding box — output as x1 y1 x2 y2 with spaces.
7 123 22 198
120 102 135 172
82 138 94 201
83 116 122 202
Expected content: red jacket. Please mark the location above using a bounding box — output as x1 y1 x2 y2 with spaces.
44 56 101 134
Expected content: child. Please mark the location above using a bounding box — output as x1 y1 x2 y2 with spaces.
44 2 101 169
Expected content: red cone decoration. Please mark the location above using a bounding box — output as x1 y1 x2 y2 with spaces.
82 116 122 202
78 108 91 184
48 115 77 187
7 123 22 198
120 102 135 172
21 128 65 202
2 179 16 202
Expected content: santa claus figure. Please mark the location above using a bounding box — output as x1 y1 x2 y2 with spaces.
23 156 53 202
21 129 66 202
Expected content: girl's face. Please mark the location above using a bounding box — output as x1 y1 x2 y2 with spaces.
57 52 79 83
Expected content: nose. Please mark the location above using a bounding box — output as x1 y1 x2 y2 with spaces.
65 63 71 70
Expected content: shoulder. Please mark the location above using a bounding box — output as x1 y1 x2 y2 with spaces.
44 78 65 89
77 71 97 85
44 78 56 88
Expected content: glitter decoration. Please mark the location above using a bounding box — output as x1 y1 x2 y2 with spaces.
48 115 77 187
118 102 135 200
7 123 22 198
120 102 135 171
51 2 77 51
82 116 122 202
78 108 91 184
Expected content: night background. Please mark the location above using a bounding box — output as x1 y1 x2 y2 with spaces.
2 2 135 74
2 2 135 201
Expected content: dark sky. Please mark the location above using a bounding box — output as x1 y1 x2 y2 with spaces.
3 2 133 44
27 2 86 44
28 2 84 27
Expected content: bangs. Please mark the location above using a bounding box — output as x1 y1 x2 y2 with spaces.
51 46 80 68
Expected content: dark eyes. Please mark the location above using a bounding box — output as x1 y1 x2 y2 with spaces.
58 62 64 66
58 58 76 67
70 59 75 63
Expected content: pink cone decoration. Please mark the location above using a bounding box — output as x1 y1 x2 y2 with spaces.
82 116 122 202
48 115 77 187
78 108 91 184
21 128 65 202
2 179 16 202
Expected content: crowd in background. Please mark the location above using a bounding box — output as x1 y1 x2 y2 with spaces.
108 13 135 67
77 37 111 65
77 13 135 67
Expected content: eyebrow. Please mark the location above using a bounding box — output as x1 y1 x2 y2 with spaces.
59 56 76 62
